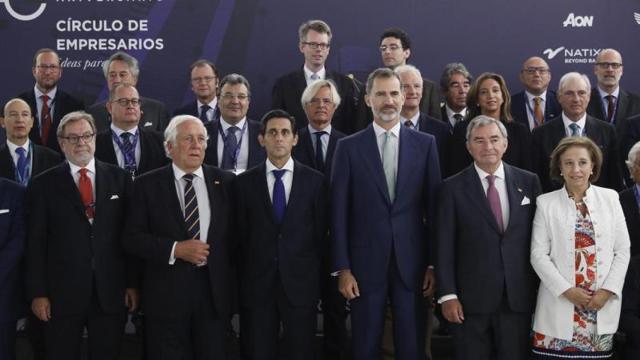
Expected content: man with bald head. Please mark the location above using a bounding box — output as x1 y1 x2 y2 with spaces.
18 48 85 153
532 72 623 192
511 57 561 132
0 99 61 184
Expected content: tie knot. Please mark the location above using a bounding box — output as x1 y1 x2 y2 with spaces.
15 147 26 156
453 114 463 122
533 97 542 105
310 73 320 80
79 168 89 176
314 131 326 138
183 173 194 183
272 169 286 180
40 94 49 102
227 126 239 135
120 132 132 140
486 174 496 185
606 95 616 102
569 123 580 134
201 104 211 112
404 120 413 128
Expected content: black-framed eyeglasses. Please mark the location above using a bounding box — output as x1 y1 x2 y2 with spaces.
191 76 216 83
220 93 249 101
59 133 95 144
113 98 141 107
36 64 60 71
523 67 549 75
596 62 622 70
302 42 330 50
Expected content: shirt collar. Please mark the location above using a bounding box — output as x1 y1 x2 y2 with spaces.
110 123 139 136
265 156 295 173
34 84 57 100
372 120 401 138
562 112 587 131
172 163 204 182
525 90 547 104
6 139 30 154
69 158 96 175
197 97 218 110
445 105 466 119
400 112 420 128
220 117 246 131
598 86 620 99
304 66 326 81
473 161 505 181
308 123 332 135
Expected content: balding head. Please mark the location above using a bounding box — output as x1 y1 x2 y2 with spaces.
2 98 34 145
594 48 623 93
519 57 551 95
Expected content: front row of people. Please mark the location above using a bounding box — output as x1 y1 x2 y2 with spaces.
0 67 637 360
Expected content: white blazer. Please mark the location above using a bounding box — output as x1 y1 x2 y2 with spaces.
530 185 630 340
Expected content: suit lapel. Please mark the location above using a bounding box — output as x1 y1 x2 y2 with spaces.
99 131 118 165
55 162 88 218
544 92 558 120
361 126 392 204
503 164 521 233
281 162 304 228
208 121 221 166
160 165 189 235
255 163 278 223
295 69 308 100
616 89 629 128
137 128 149 171
462 166 503 234
93 161 108 222
325 132 339 172
300 129 317 168
584 116 604 144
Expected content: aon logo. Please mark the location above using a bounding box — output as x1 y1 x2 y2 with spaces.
563 13 594 27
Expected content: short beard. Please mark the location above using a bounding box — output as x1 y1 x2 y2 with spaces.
375 109 399 123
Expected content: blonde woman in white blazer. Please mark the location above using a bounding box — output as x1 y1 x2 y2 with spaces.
530 136 630 359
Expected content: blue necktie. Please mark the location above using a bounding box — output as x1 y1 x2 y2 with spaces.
569 123 581 137
15 147 28 184
199 104 211 124
272 169 287 224
221 126 239 170
120 132 136 175
183 174 200 239
314 131 326 172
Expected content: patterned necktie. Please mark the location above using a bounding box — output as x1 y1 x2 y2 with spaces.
272 169 287 224
533 97 544 126
404 120 414 130
569 123 581 137
15 147 28 184
40 95 52 145
606 95 616 123
314 131 326 172
120 132 136 175
486 175 504 232
183 174 200 239
199 104 211 124
382 131 397 203
78 168 95 219
221 126 239 170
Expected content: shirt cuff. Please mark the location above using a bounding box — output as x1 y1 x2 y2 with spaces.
169 242 177 265
437 294 458 304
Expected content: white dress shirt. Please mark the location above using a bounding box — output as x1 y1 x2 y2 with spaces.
168 164 211 264
265 156 295 204
110 124 142 169
372 121 400 172
445 105 467 129
561 113 587 137
304 65 326 86
197 98 218 122
34 85 57 125
308 124 332 161
217 117 249 173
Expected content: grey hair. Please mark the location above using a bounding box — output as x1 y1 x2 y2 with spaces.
440 62 472 91
366 67 401 95
465 115 508 142
102 51 140 80
219 73 251 96
557 72 591 94
300 79 341 108
394 64 423 85
163 115 209 158
626 141 640 172
56 111 97 138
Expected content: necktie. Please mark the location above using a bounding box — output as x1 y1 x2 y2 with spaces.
533 97 544 126
199 104 211 124
272 169 287 224
40 95 52 145
453 113 463 125
183 174 200 239
221 126 239 170
606 95 616 123
569 123 581 137
314 131 326 172
382 131 397 203
78 168 95 219
404 120 414 130
486 175 504 233
120 132 136 175
310 73 320 81
15 147 28 184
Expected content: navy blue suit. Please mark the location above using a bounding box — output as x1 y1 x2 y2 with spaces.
510 91 561 131
292 127 345 178
173 101 221 123
331 124 441 359
0 179 25 359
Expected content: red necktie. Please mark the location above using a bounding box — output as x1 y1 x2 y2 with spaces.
40 95 52 145
606 95 616 123
79 168 95 219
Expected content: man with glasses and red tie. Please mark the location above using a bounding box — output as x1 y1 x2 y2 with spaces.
18 48 84 154
26 111 138 360
272 19 360 134
94 83 168 178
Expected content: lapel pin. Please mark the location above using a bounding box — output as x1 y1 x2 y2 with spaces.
517 187 523 193
214 180 220 185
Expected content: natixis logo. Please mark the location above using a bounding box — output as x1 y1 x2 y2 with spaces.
542 46 601 64
543 47 565 60
1 0 46 21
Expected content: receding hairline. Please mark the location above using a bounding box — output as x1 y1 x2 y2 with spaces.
3 98 31 115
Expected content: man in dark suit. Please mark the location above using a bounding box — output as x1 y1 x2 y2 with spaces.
173 59 221 124
0 178 25 359
620 255 640 360
0 98 61 184
332 68 441 359
397 64 450 177
532 72 623 192
204 73 265 173
436 116 541 360
125 115 235 359
620 142 640 256
511 57 561 132
94 84 167 178
26 111 138 360
87 51 170 133
236 109 326 360
439 63 472 133
18 48 85 153
292 80 346 359
272 20 360 134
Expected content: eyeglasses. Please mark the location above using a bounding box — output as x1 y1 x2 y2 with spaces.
379 44 402 52
36 64 60 71
523 67 549 75
220 93 249 101
302 42 330 50
112 98 141 107
191 76 216 83
596 62 622 70
309 98 333 106
60 133 95 144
